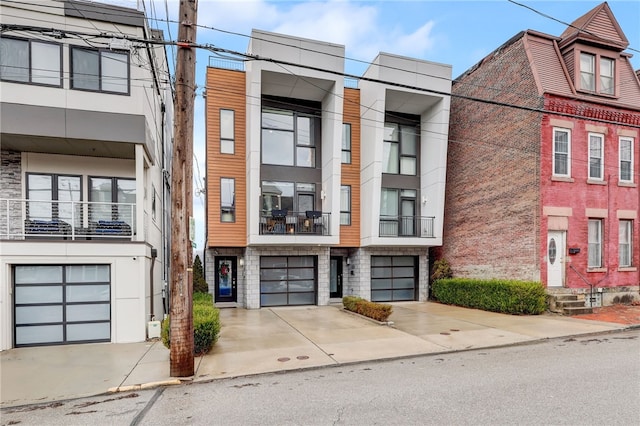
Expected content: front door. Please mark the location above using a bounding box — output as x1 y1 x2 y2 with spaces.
330 256 343 298
547 231 565 287
215 256 237 303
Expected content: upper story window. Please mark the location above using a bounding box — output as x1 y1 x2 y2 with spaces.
261 108 317 168
220 109 235 154
342 123 352 164
383 122 418 175
619 137 634 183
0 37 61 86
340 185 351 225
579 52 615 96
553 128 571 177
71 47 129 94
588 133 604 180
221 177 235 222
89 177 135 225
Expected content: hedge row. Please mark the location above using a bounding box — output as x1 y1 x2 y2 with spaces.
161 292 222 356
343 296 393 322
431 278 546 315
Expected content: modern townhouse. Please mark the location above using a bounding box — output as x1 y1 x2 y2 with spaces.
205 30 451 308
439 2 640 309
0 0 173 349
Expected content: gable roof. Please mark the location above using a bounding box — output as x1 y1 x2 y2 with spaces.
558 2 628 50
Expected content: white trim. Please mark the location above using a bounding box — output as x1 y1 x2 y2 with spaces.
619 136 634 183
588 132 604 181
552 127 571 178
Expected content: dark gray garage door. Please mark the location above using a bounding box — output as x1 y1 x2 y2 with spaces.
14 265 111 347
260 256 316 306
371 256 417 302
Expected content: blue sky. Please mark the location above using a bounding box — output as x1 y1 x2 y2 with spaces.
107 0 640 251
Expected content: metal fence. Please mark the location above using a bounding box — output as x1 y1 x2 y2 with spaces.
379 216 435 238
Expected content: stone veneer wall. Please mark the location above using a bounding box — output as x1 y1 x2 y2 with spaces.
0 150 22 239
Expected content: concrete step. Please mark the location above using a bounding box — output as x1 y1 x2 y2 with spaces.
554 294 579 301
556 300 586 309
562 306 593 316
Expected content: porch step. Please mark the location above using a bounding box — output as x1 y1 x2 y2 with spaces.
556 300 586 309
562 306 593 316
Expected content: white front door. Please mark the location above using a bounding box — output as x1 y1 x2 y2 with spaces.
547 231 565 287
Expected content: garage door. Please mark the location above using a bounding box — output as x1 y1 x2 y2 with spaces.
371 256 417 302
260 256 316 307
14 265 111 347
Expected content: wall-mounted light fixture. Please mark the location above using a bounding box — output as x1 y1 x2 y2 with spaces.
346 257 351 266
321 190 326 200
422 196 428 204
239 258 245 267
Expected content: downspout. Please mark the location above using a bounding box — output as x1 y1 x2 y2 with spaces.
150 247 157 318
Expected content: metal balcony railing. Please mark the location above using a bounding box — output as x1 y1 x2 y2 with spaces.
379 215 435 238
259 210 330 236
0 199 136 241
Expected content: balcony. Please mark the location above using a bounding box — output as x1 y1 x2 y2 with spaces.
259 210 330 236
1 199 136 241
379 216 435 238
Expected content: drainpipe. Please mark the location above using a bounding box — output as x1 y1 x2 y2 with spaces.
150 247 157 318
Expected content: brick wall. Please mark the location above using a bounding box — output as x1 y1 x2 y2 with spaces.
440 35 543 281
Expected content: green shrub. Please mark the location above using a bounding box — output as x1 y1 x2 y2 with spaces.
342 296 393 322
431 258 453 282
431 278 546 315
161 292 221 356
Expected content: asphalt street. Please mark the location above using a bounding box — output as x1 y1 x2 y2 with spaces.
2 329 639 426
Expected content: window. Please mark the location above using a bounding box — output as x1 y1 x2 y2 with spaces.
342 123 352 164
0 38 61 86
89 177 135 227
340 185 351 225
588 219 603 268
220 109 235 154
553 128 571 177
221 178 235 222
383 123 418 175
71 47 129 94
379 188 417 237
588 133 604 180
261 181 316 214
619 220 633 267
261 108 317 167
580 53 595 92
619 137 634 182
579 52 615 95
600 57 615 95
26 173 82 224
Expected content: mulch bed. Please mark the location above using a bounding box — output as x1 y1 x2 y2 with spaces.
572 303 640 325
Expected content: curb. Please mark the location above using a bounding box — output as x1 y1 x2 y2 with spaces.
108 379 182 393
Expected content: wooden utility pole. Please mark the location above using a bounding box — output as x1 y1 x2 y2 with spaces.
170 0 198 377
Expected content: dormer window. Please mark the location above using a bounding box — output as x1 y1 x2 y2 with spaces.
579 52 615 96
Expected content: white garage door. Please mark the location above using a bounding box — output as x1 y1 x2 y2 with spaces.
14 265 111 347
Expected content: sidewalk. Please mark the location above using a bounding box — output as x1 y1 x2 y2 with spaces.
2 302 638 408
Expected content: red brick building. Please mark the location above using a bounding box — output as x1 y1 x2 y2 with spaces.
441 3 640 307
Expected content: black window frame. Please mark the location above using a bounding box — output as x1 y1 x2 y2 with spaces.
342 123 352 164
340 185 351 226
88 176 136 224
25 172 83 223
70 46 130 95
220 177 235 223
220 108 235 154
0 36 63 87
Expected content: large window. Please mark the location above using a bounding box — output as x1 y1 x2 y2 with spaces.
340 185 351 225
383 122 418 175
553 128 571 177
588 133 604 180
619 220 633 267
380 188 417 237
262 108 317 167
588 219 603 268
71 47 129 94
220 109 235 154
261 181 316 214
89 177 135 227
221 178 235 222
619 137 634 183
342 123 352 164
0 37 61 86
26 173 81 224
579 52 615 95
